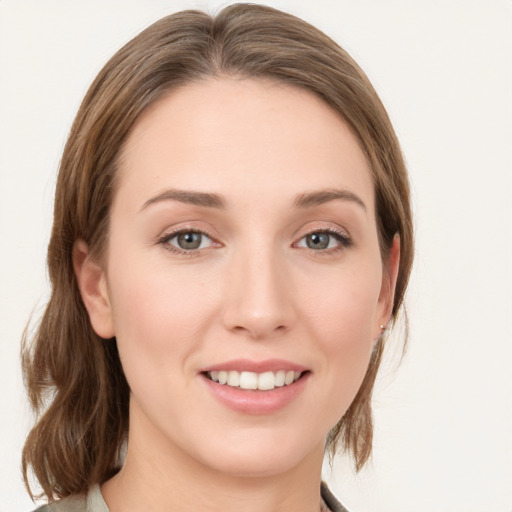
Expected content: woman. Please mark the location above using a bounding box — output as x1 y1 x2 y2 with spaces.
22 4 413 511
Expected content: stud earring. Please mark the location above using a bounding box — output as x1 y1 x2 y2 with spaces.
379 324 386 330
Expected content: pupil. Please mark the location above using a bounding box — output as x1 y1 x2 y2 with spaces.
307 233 329 250
178 232 201 250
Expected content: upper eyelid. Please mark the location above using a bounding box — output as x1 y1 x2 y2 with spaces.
294 224 351 240
302 226 348 236
158 225 217 241
162 229 213 242
295 229 351 244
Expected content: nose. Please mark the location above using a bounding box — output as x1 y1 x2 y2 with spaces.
222 246 296 340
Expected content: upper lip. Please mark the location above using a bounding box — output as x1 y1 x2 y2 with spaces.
199 359 309 373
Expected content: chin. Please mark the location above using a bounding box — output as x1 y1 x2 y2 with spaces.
189 427 325 478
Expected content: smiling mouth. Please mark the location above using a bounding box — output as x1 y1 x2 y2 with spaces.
204 370 305 391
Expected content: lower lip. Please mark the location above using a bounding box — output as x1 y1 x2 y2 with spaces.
201 373 310 415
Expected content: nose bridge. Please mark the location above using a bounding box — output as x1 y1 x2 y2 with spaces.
223 240 294 338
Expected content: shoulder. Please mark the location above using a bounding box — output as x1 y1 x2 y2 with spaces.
31 493 87 512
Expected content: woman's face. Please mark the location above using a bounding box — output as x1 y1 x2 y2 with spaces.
82 78 397 477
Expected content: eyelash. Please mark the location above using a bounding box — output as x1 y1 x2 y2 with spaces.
158 228 217 256
157 227 353 256
294 228 353 254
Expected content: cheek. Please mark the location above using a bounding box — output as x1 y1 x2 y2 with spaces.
297 262 382 416
104 262 226 440
105 255 221 379
299 261 382 347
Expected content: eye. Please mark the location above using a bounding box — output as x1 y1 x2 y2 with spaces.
296 230 351 251
161 230 214 252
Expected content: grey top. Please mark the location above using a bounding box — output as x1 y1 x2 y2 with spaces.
33 485 107 512
33 481 348 512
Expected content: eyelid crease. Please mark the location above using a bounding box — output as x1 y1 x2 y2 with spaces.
293 221 351 240
155 222 219 242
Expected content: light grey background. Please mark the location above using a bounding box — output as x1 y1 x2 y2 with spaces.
1 1 511 511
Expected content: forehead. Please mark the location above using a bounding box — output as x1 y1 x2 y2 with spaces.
116 77 374 212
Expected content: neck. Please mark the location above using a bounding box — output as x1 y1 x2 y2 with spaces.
102 404 326 512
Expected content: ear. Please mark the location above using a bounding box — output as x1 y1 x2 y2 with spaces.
73 239 115 339
375 234 400 339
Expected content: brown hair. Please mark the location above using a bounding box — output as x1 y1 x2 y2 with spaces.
22 3 413 501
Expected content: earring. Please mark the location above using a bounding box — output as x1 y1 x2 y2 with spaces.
379 324 386 331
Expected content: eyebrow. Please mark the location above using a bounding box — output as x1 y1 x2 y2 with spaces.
294 189 367 211
140 189 226 211
140 187 366 212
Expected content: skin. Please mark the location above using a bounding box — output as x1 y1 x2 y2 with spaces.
74 78 399 512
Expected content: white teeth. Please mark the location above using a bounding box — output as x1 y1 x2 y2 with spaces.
275 370 285 387
227 371 240 387
239 371 258 390
258 371 275 391
206 369 303 390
